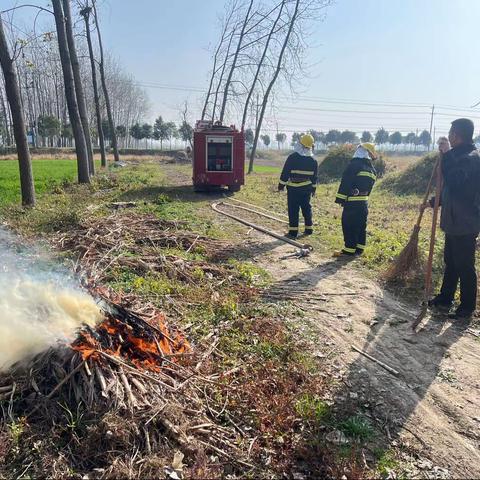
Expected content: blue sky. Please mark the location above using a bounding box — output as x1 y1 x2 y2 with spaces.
6 0 480 137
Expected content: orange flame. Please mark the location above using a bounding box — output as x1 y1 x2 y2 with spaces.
71 313 190 372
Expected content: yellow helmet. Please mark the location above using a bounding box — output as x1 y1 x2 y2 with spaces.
300 133 315 149
361 142 377 158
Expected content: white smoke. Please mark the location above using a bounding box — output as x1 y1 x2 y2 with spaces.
0 227 102 371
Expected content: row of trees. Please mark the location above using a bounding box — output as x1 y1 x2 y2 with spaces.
31 115 194 150
128 117 193 149
301 128 433 149
247 128 434 150
0 0 152 205
202 0 331 173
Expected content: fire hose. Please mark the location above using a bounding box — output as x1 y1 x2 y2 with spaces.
211 199 313 256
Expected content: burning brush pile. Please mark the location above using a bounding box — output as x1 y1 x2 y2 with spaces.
1 287 190 413
0 217 258 478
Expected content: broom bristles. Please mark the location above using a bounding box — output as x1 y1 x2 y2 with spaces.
383 226 422 282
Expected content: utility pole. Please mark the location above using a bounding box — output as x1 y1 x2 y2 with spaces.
428 104 435 151
433 126 436 150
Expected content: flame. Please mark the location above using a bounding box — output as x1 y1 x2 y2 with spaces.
71 312 190 372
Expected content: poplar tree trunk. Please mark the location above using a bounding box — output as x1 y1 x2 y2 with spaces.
0 15 36 205
52 0 90 183
249 0 300 174
0 82 11 146
81 5 106 167
62 0 94 175
93 1 120 163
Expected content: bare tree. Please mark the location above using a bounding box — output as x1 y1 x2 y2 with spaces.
52 0 90 183
0 13 35 205
201 3 237 120
219 0 254 123
241 0 285 130
211 28 236 122
80 3 106 167
92 0 119 162
248 0 300 174
62 0 94 175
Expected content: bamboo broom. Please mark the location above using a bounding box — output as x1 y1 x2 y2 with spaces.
383 157 440 282
412 164 443 329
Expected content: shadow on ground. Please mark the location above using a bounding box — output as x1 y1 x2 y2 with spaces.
265 257 475 477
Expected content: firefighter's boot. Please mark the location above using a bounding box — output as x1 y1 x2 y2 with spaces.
333 249 356 258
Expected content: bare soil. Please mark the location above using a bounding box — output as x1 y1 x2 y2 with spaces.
254 241 480 478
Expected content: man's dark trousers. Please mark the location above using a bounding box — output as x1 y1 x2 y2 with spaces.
287 187 313 236
440 233 478 311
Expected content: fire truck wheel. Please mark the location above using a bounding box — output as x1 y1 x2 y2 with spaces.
228 185 240 193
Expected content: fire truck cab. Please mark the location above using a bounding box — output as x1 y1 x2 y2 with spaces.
193 121 245 193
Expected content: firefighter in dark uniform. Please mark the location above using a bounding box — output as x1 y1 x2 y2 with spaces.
334 143 377 256
278 134 318 238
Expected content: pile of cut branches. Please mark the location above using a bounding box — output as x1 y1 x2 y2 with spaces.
0 287 258 479
52 213 254 291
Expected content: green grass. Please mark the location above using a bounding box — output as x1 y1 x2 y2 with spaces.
295 394 331 422
339 415 375 441
375 449 401 476
250 164 282 174
0 159 101 206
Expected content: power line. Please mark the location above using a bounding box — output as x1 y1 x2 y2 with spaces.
133 80 480 113
278 106 432 115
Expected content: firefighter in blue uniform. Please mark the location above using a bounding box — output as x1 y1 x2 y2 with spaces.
334 143 377 256
278 134 318 238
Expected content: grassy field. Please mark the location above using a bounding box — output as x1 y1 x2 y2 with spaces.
0 159 111 206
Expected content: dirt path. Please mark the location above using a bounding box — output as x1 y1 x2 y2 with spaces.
162 164 480 477
253 241 480 478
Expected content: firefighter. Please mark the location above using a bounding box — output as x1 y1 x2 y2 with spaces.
334 143 377 256
278 133 318 238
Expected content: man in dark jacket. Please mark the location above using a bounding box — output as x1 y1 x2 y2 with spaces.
334 143 377 256
429 118 480 319
278 134 318 238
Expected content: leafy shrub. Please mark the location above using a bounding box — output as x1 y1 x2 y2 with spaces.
381 152 438 195
317 145 386 183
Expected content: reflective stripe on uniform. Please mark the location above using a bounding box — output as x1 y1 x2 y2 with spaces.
343 247 356 253
287 180 312 187
291 170 315 175
336 193 348 200
289 226 299 231
357 171 377 180
279 179 288 185
347 196 369 202
356 244 366 250
305 224 313 228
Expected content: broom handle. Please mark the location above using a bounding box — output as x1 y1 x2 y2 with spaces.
424 162 443 299
415 157 441 228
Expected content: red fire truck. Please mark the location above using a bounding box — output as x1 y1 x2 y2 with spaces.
193 121 245 192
